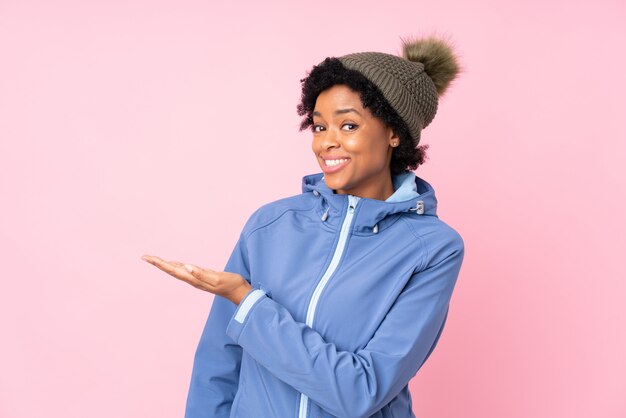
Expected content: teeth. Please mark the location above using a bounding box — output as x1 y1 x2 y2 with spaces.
325 158 349 166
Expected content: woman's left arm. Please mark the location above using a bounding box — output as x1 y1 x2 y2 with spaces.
225 237 465 418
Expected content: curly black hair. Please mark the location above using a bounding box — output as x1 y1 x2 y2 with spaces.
296 57 429 176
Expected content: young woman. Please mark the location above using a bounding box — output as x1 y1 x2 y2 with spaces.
142 34 465 418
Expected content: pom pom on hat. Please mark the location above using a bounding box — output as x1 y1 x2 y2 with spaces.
401 34 462 97
334 33 463 143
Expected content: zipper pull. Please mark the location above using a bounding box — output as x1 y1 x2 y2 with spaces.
348 195 359 213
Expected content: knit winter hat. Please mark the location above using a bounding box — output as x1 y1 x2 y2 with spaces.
335 35 462 144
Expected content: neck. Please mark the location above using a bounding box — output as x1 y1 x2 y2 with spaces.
333 172 395 201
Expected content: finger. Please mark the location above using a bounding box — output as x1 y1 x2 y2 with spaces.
179 263 216 290
144 256 190 272
145 256 178 274
142 256 210 291
183 263 218 286
142 255 172 267
144 256 197 283
141 254 156 264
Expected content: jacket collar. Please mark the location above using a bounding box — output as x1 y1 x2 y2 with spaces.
301 171 438 234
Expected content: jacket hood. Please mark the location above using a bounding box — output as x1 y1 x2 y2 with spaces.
301 171 438 234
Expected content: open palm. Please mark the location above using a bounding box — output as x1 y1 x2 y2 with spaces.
141 255 252 305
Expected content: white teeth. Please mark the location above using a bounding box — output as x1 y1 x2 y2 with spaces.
325 158 349 166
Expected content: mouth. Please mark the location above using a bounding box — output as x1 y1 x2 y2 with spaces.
321 157 351 174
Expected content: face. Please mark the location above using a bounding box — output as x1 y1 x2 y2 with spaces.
311 84 399 199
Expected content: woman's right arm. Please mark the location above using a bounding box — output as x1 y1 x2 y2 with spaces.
184 232 250 418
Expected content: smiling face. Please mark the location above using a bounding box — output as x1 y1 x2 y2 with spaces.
311 84 399 200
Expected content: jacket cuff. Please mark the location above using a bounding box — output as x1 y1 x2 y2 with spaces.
226 284 269 343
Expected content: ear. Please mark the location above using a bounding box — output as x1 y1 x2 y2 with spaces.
387 127 400 147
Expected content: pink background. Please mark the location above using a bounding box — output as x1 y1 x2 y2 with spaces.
1 0 625 417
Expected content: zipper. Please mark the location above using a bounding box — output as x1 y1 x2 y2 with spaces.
298 194 360 418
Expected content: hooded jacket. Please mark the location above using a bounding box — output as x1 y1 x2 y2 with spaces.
185 171 465 418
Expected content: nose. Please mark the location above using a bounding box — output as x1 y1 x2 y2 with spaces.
318 126 340 150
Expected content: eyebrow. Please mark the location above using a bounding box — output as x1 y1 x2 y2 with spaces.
313 108 362 117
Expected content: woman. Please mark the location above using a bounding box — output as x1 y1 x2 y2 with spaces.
142 34 465 418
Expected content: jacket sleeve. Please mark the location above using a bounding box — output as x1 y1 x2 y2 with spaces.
225 235 464 418
184 231 251 418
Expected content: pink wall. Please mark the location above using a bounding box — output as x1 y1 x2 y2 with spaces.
1 0 624 417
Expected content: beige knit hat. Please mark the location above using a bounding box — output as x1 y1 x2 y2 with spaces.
336 35 462 144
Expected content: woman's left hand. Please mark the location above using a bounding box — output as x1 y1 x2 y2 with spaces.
141 254 253 305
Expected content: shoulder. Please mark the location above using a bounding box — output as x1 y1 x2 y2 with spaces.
241 193 314 237
400 215 465 269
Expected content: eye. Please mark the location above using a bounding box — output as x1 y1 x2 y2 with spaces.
342 123 358 131
312 124 324 133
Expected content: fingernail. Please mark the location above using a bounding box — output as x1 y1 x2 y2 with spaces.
184 264 194 273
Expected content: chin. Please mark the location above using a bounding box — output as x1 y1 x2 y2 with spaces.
323 176 349 192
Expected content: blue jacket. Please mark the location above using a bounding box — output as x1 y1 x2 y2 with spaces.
185 171 465 418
